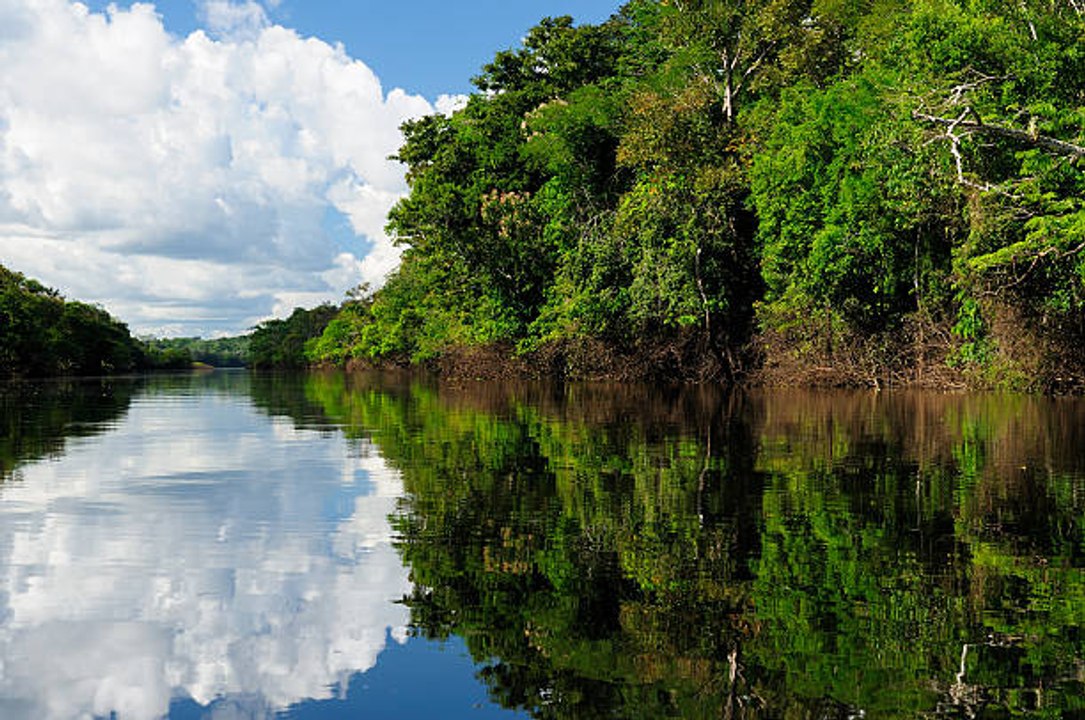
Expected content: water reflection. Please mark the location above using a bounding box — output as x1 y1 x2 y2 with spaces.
0 378 137 482
1 373 1084 719
291 376 1085 719
0 373 410 719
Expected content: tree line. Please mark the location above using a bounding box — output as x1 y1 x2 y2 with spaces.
142 336 250 369
7 0 1084 388
0 264 146 376
294 0 1085 390
0 264 253 375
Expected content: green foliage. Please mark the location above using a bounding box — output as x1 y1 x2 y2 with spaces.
0 264 145 376
378 16 632 357
142 336 251 369
750 72 960 332
950 294 990 366
309 0 1085 387
473 15 625 98
249 304 338 369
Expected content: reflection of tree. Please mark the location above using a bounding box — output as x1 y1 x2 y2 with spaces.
295 374 1085 718
1 372 297 483
0 378 137 482
136 369 252 397
750 391 1085 717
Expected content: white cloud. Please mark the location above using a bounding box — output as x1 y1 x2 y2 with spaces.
435 93 469 116
0 0 439 336
0 390 413 719
200 0 269 39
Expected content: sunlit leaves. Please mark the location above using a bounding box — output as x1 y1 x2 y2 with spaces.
303 0 1085 386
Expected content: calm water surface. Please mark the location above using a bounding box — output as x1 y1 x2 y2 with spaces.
0 371 1082 719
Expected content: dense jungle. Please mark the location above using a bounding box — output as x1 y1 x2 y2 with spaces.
295 0 1085 391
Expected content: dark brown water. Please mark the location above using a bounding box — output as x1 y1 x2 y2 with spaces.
1 372 1082 718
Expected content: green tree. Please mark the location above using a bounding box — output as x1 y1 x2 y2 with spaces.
0 264 144 376
249 304 338 369
307 0 1085 388
902 0 1085 386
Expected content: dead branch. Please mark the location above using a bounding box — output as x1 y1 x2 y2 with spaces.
918 108 1005 193
946 72 1008 105
914 111 1085 159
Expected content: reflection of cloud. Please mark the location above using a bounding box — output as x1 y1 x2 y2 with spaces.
0 393 411 719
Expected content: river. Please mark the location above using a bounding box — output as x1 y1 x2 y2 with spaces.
0 371 1081 718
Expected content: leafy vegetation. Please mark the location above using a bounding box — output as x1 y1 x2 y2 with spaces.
142 336 251 369
248 304 338 369
0 264 145 376
0 262 262 375
305 0 1085 390
5 0 1083 388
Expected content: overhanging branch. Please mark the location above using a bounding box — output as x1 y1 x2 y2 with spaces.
913 110 1085 159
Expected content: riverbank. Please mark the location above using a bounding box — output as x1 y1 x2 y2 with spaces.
337 328 1084 394
333 305 1085 394
290 3 1085 400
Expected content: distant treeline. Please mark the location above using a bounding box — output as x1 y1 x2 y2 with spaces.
142 336 250 369
0 264 252 376
248 305 338 369
281 0 1085 390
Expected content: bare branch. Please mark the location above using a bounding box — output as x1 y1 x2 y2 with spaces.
739 40 776 85
920 108 1003 192
946 72 1008 104
914 110 1085 159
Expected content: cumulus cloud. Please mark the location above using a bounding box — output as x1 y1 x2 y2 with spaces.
0 0 438 336
434 93 469 116
200 0 269 39
0 387 412 719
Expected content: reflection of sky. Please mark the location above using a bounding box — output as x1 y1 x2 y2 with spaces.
0 390 411 720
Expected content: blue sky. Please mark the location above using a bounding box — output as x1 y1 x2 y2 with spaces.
84 0 622 99
0 0 622 336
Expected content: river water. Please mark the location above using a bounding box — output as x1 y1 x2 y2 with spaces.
0 371 1081 718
